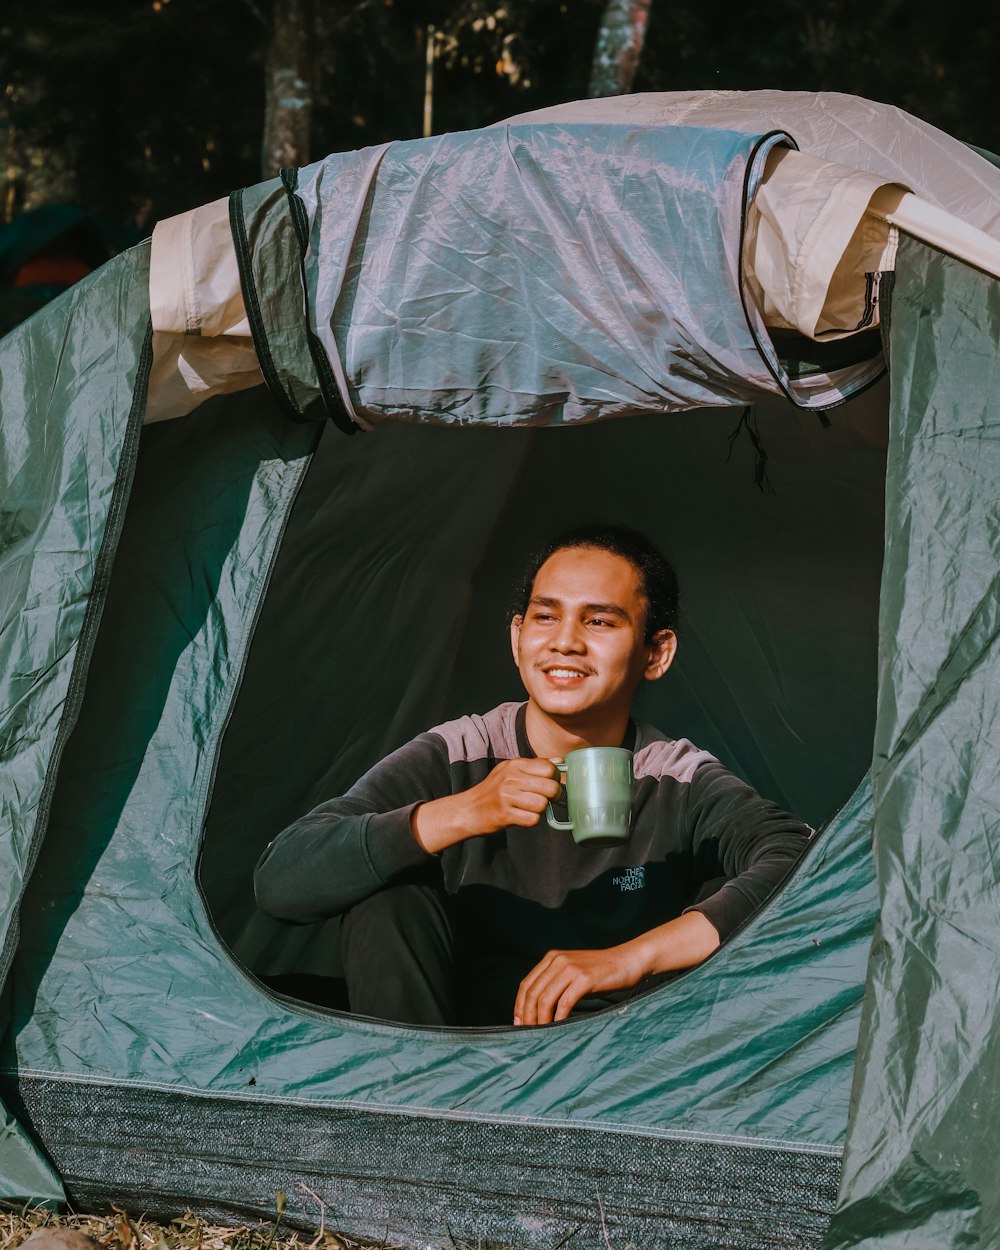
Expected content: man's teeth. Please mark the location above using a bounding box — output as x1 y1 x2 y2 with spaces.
548 669 585 678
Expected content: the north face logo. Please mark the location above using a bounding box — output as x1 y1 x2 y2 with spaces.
612 866 645 892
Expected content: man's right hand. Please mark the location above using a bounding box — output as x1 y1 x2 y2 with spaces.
411 758 562 854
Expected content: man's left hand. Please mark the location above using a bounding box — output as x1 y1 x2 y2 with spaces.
513 945 645 1026
513 910 721 1025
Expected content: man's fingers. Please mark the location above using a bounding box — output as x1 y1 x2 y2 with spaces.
515 952 588 1026
500 776 561 823
514 951 556 1024
553 982 586 1022
519 758 561 778
512 785 557 815
532 969 578 1025
505 772 561 799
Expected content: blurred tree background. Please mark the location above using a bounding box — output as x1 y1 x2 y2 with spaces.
1 0 998 232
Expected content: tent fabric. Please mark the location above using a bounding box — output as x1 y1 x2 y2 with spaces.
506 91 1000 234
145 96 1000 429
825 238 1000 1248
0 91 998 1249
290 120 881 425
0 244 154 1205
147 118 897 428
147 197 262 425
1 133 883 1244
149 137 902 421
744 146 900 340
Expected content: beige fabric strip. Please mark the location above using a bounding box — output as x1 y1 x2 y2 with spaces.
147 197 262 424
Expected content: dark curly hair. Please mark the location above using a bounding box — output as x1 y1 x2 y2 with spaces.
511 525 679 643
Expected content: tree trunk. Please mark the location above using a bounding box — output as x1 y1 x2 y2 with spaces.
588 0 653 98
261 0 313 178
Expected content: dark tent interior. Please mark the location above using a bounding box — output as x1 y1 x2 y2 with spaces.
182 382 890 999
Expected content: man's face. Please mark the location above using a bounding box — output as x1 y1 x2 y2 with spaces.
510 546 675 730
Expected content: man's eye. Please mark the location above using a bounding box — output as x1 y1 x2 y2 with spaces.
589 617 612 628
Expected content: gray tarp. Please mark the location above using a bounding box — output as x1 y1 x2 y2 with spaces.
294 122 880 425
1 96 999 1250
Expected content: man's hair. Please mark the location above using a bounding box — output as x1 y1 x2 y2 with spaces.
512 525 679 642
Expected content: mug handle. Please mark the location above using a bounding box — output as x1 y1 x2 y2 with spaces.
545 762 573 830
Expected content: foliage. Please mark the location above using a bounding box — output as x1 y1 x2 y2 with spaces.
1 0 998 261
0 0 604 226
636 0 1000 155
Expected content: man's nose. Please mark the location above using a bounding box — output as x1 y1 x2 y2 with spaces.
550 619 585 652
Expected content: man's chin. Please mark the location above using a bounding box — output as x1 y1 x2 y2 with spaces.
528 692 596 722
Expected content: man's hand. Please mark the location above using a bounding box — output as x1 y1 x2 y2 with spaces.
513 910 721 1026
412 758 562 853
514 944 646 1026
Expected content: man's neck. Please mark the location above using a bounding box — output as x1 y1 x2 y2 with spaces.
523 700 632 759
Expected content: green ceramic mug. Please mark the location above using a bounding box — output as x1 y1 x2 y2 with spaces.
546 746 634 846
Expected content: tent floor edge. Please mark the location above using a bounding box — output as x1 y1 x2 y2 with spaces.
6 1073 840 1250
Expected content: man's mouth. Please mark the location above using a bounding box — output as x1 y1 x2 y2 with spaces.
542 667 590 681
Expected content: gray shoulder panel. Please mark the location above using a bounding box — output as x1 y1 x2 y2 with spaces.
634 736 717 785
429 702 522 765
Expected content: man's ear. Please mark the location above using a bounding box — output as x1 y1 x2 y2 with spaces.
644 629 677 682
510 615 523 666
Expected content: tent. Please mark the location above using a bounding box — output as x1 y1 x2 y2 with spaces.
1 90 998 1249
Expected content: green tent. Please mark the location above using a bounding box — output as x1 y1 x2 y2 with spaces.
0 91 998 1249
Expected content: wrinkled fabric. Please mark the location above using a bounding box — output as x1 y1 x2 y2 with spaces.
826 240 1000 1248
0 244 155 1203
8 96 998 1248
507 91 1000 235
4 388 880 1244
294 123 880 425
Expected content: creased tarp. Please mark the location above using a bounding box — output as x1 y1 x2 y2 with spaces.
507 92 1000 236
145 95 1000 431
4 391 878 1245
0 244 154 1203
827 239 1000 1247
292 122 875 426
202 396 886 982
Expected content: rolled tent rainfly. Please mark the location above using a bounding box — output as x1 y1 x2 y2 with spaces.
0 90 998 1249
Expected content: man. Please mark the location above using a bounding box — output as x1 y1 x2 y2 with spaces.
255 526 810 1027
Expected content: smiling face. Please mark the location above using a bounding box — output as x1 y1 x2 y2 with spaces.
510 546 676 754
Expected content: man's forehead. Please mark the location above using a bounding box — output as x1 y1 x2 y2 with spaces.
530 547 645 607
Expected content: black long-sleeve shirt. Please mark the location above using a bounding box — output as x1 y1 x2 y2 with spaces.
256 703 811 1011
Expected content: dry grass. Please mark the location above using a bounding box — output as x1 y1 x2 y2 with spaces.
0 1200 377 1250
0 1193 521 1250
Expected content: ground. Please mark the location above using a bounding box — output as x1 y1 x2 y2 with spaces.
1 1206 368 1250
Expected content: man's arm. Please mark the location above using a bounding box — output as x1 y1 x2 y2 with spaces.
254 732 451 923
411 757 561 852
513 910 720 1026
255 736 562 922
680 758 812 940
514 758 810 1025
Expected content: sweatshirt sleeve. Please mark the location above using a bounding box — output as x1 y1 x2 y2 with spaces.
681 759 812 940
254 732 453 923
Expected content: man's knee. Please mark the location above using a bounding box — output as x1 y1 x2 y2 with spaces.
341 881 452 955
340 881 458 1025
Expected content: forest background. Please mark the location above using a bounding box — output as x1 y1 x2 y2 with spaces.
2 0 999 237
